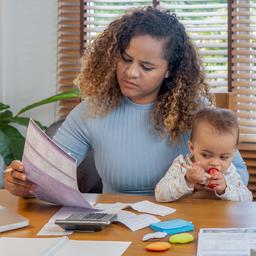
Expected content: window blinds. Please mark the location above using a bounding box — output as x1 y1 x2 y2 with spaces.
230 0 256 198
58 0 230 116
230 0 256 143
83 0 153 48
58 0 82 117
159 0 228 92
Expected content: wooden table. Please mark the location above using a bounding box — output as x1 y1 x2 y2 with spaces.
0 189 256 255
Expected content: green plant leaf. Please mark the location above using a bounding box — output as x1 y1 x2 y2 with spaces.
1 125 25 164
16 88 81 116
0 110 13 126
10 116 30 127
9 116 46 131
0 129 14 165
0 103 10 111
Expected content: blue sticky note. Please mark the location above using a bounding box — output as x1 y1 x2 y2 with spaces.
150 219 194 235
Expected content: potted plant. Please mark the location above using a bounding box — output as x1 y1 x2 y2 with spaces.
0 88 81 166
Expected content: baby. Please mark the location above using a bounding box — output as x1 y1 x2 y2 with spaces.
155 107 252 202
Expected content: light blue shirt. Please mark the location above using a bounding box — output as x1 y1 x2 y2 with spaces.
53 97 248 194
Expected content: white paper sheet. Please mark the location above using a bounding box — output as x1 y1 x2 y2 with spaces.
131 200 176 216
95 203 131 213
38 206 97 236
116 210 160 231
96 200 176 216
55 240 131 256
38 193 98 236
0 237 67 256
197 228 256 256
22 120 95 209
0 237 131 256
95 201 175 231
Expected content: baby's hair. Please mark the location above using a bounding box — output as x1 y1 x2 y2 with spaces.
191 107 239 146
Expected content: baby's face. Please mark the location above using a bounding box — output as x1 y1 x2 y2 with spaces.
189 122 237 174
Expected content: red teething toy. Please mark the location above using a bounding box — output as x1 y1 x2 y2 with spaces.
207 167 219 188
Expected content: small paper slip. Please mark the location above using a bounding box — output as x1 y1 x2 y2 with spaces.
22 119 95 209
95 203 130 213
117 210 160 231
150 219 194 234
0 236 131 256
95 200 176 216
131 200 176 216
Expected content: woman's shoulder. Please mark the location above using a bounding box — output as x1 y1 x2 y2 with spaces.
73 99 89 111
67 99 90 118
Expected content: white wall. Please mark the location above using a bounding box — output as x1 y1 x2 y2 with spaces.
0 0 3 101
0 0 58 127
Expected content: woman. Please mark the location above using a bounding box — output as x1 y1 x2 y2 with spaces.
4 7 248 197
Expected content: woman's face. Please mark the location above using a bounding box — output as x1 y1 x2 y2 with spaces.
116 35 169 104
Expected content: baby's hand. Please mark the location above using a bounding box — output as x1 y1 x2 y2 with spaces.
208 170 227 195
182 162 209 188
207 168 219 189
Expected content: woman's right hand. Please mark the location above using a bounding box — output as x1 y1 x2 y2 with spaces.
3 160 37 197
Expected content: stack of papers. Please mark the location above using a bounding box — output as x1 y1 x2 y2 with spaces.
150 219 194 234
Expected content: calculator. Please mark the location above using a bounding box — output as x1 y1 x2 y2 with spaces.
55 212 117 232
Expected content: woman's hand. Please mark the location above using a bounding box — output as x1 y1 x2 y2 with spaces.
3 160 37 197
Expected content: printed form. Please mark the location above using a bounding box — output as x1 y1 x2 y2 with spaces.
22 119 94 209
197 228 256 256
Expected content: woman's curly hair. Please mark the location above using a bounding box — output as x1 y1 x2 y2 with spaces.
75 6 213 142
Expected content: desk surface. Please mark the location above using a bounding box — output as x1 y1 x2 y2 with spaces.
0 189 256 255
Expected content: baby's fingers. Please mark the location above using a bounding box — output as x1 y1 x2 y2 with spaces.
204 173 211 179
181 162 192 171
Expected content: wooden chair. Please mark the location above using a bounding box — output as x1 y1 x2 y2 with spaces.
214 92 234 109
